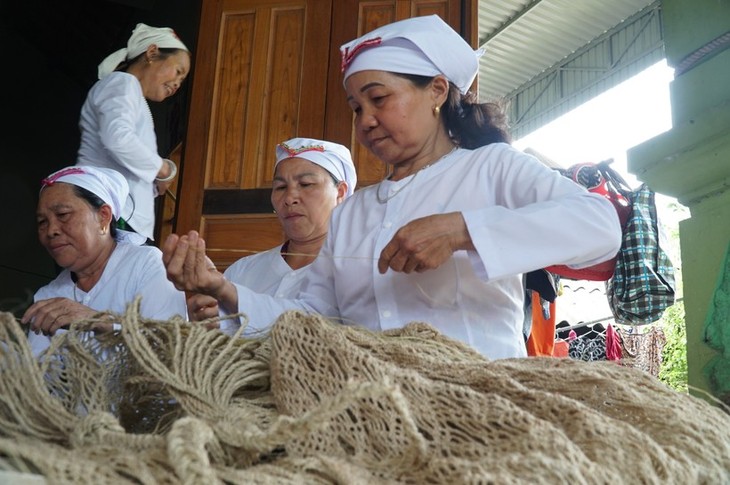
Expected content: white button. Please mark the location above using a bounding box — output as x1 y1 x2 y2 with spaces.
384 222 392 229
276 293 284 298
382 310 391 318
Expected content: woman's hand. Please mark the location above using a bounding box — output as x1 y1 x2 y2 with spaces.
187 293 221 328
163 231 222 293
162 231 240 314
155 159 176 197
155 179 173 197
378 212 474 274
21 297 96 336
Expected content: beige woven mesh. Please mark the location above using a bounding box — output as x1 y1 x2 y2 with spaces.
1 300 728 484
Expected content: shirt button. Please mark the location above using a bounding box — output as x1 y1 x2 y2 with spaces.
276 293 284 298
384 222 392 229
382 310 391 318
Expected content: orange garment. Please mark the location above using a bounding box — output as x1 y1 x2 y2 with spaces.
526 291 556 356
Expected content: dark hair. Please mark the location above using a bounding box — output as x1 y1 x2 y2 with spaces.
396 73 512 149
326 172 341 187
72 186 118 239
117 47 189 73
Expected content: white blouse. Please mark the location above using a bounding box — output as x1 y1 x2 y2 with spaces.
28 242 187 357
219 245 308 336
77 72 163 240
233 143 622 359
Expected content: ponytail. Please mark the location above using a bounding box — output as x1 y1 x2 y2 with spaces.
442 85 511 149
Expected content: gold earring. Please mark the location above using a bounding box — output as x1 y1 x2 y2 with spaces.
433 105 441 116
101 226 107 235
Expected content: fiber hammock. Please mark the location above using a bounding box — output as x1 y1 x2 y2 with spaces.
0 299 728 483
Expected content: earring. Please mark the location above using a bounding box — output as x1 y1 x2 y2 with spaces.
101 226 107 235
433 105 441 116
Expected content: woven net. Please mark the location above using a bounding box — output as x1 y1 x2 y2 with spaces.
1 299 729 484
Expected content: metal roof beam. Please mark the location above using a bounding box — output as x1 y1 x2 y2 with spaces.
478 0 548 47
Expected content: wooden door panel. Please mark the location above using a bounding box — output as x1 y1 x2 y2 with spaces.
208 12 256 189
178 0 332 268
202 214 285 270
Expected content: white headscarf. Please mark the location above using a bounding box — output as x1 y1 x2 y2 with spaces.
340 15 483 94
275 138 357 197
41 166 129 220
98 23 189 79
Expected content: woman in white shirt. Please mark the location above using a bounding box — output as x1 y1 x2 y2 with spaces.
185 137 356 336
163 16 621 359
76 23 190 243
22 166 187 357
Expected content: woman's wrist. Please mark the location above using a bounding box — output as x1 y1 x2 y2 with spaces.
155 158 178 182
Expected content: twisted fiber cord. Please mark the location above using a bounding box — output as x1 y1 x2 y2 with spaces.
269 313 599 483
116 299 279 466
269 311 730 483
167 417 222 485
69 411 165 452
236 376 425 454
0 313 79 444
0 436 132 484
2 307 730 483
482 361 696 479
119 298 271 413
215 455 373 484
120 303 428 480
330 324 684 478
484 357 730 479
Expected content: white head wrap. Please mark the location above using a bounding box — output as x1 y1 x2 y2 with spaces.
275 138 357 197
98 23 189 79
340 14 483 94
41 166 129 220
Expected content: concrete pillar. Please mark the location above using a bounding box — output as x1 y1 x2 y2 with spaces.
627 0 730 402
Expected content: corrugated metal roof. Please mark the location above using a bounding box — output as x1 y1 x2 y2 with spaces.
477 0 663 137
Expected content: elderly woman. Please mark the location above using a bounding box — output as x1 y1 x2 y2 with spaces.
164 16 621 359
178 137 356 335
22 166 187 357
76 23 191 243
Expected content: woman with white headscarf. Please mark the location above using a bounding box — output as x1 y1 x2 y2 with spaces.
22 166 187 357
164 16 621 359
180 137 357 335
76 23 191 243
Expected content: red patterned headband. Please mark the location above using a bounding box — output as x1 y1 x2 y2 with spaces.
278 142 326 157
41 167 87 187
340 37 382 72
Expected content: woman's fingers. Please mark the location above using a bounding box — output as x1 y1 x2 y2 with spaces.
378 213 468 274
23 298 93 336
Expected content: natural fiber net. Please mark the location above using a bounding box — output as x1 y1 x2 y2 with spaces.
1 300 729 484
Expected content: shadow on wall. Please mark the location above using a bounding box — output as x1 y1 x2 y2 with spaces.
0 29 83 316
0 0 200 317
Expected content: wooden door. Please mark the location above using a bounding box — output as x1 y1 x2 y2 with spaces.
176 0 475 270
176 0 333 269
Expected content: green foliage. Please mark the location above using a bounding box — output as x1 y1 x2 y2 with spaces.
659 300 688 393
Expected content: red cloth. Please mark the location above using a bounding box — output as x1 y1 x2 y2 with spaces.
606 323 622 361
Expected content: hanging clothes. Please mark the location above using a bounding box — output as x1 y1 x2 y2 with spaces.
605 324 622 361
619 326 666 377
